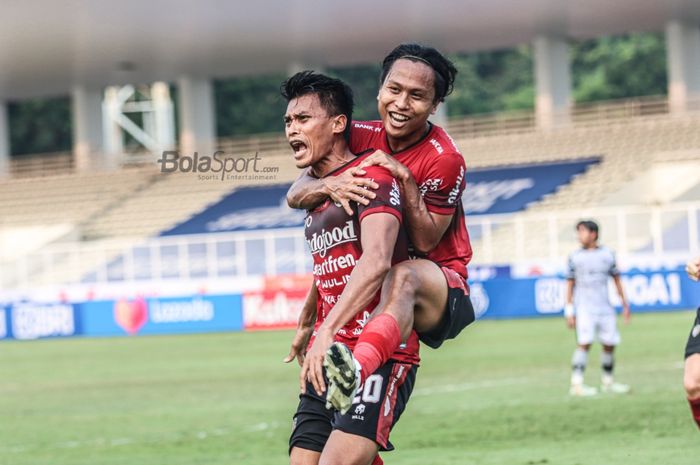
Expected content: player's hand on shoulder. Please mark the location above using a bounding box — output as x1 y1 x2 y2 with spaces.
283 326 314 367
686 257 700 281
322 168 379 216
359 150 411 182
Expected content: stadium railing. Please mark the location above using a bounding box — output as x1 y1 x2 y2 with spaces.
2 201 698 290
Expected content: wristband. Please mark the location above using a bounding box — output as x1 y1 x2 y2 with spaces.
564 303 575 318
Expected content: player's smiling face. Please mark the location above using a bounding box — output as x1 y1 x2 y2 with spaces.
285 94 339 169
378 58 438 150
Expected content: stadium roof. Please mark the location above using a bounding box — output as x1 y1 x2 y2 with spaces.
3 0 700 99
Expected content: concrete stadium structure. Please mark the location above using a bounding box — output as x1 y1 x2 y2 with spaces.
1 0 700 175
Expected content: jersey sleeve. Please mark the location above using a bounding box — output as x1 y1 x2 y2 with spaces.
356 166 402 224
567 254 576 280
420 151 467 215
608 250 620 276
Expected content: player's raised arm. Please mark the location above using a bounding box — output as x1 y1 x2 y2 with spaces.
286 166 378 215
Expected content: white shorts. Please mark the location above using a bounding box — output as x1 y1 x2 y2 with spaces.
575 312 620 346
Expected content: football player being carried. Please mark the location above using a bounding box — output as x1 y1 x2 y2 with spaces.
286 43 476 414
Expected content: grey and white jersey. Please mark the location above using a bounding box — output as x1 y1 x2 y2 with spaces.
567 246 619 315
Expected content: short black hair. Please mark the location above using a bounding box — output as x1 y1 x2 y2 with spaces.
576 220 599 238
380 43 458 103
280 71 354 142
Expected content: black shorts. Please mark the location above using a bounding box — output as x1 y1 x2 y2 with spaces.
685 307 700 359
419 266 476 349
289 360 417 454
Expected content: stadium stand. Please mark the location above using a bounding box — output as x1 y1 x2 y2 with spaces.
1 97 700 286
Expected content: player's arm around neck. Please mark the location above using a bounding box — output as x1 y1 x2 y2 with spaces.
317 213 399 334
286 167 379 216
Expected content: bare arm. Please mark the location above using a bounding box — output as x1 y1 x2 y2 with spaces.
286 167 379 215
297 284 318 329
687 256 700 281
565 278 576 328
358 151 452 254
398 172 454 254
284 283 318 366
318 214 398 333
301 212 399 394
612 274 631 323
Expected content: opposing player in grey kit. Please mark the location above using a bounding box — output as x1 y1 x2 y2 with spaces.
565 220 631 396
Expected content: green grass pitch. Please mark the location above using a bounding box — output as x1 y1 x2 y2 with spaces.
1 311 698 465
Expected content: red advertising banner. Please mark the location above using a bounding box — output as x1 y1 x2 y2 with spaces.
243 274 313 331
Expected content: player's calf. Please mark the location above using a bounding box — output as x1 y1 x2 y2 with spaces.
600 348 630 394
570 346 597 396
684 355 700 428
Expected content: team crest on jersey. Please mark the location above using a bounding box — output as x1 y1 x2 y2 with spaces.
693 325 700 338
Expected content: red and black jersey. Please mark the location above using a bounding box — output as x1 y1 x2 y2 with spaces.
305 153 420 365
350 121 473 279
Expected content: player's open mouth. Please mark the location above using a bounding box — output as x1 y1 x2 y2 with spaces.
388 112 410 127
290 140 308 158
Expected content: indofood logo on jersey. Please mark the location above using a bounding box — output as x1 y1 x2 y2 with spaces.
307 220 357 258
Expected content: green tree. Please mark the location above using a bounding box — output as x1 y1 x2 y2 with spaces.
214 73 288 138
571 33 667 102
9 97 72 156
328 64 381 121
448 46 535 116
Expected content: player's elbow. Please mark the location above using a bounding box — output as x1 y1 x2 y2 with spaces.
363 253 393 277
411 236 440 255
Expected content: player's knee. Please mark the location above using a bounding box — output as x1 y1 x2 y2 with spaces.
386 263 421 294
684 370 700 399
